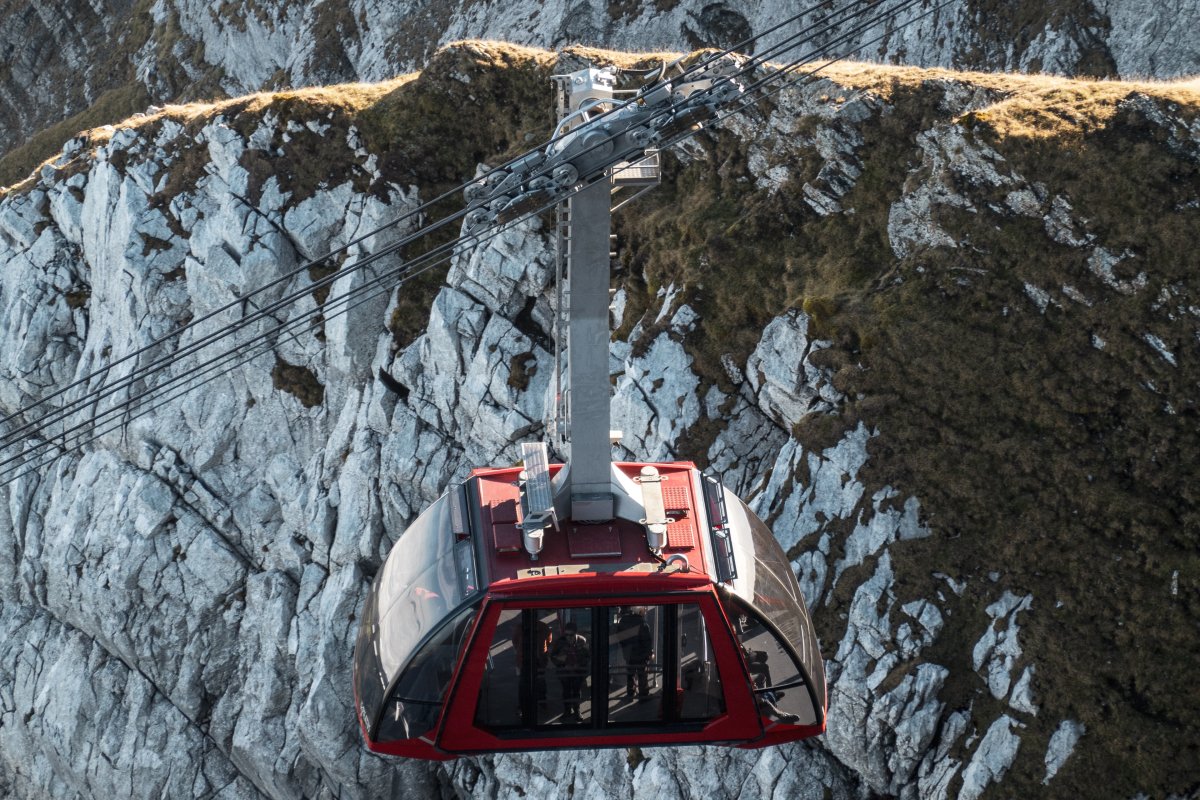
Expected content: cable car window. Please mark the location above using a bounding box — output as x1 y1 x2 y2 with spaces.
739 503 812 660
728 598 818 726
724 492 825 717
374 491 481 683
378 604 477 741
353 575 387 736
475 603 724 734
607 606 664 724
541 608 593 726
473 609 532 728
475 607 595 730
676 603 726 722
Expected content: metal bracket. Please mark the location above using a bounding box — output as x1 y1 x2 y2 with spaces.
462 56 748 235
519 442 558 558
637 465 669 553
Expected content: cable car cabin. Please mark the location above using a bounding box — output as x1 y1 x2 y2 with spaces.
353 459 827 760
353 64 822 760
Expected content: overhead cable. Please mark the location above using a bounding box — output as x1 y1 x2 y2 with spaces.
0 0 888 460
0 0 953 483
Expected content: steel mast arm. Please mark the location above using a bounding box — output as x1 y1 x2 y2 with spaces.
504 60 746 539
461 55 748 235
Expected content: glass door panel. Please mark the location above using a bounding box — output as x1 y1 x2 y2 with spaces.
538 607 593 726
474 609 523 729
677 602 725 721
607 605 665 724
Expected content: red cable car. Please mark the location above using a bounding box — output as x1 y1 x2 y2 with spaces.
352 458 827 760
352 66 825 759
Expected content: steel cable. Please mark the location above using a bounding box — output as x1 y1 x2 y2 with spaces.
0 0 861 440
0 0 934 481
0 0 889 460
0 0 949 482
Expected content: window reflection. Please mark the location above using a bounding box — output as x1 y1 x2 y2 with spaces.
378 605 477 741
677 603 725 721
725 493 825 714
541 609 593 725
474 609 524 728
728 598 817 726
373 489 482 684
475 603 725 733
608 606 662 723
476 608 594 729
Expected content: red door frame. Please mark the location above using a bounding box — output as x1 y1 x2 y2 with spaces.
434 587 765 753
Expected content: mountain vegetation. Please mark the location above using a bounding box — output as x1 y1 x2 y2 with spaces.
0 33 1197 800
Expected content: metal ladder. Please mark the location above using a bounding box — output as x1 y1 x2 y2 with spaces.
550 200 570 454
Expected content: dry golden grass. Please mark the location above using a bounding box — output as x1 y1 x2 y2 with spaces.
5 40 1199 199
0 38 689 197
0 74 420 198
93 76 423 143
968 76 1200 139
550 42 686 69
811 60 1200 140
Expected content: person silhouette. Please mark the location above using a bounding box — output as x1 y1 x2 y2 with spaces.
616 607 653 699
549 620 590 721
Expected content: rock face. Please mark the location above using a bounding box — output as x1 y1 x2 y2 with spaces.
3 0 1200 167
1 43 1198 800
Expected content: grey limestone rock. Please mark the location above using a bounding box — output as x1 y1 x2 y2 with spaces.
1043 719 1085 785
10 41 1196 799
957 715 1022 800
972 592 1033 703
744 310 842 430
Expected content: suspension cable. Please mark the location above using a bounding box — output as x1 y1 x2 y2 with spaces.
0 0 887 457
2 0 934 481
0 0 951 482
0 0 858 439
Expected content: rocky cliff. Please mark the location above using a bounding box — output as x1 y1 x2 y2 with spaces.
0 41 1197 800
3 0 1200 186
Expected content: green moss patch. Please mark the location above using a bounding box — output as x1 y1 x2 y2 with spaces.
271 356 324 408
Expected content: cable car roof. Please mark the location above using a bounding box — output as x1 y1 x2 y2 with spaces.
473 461 713 585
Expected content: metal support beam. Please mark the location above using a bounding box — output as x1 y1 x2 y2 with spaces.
566 176 614 521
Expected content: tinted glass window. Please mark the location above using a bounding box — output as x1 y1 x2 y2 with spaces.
725 493 826 716
676 603 726 722
374 491 481 683
741 507 811 657
475 607 594 729
541 608 594 726
607 606 664 724
377 605 477 742
474 609 526 728
728 597 818 726
352 577 387 735
474 603 724 733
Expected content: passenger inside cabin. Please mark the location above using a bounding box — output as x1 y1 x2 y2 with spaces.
615 606 653 700
549 620 590 721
